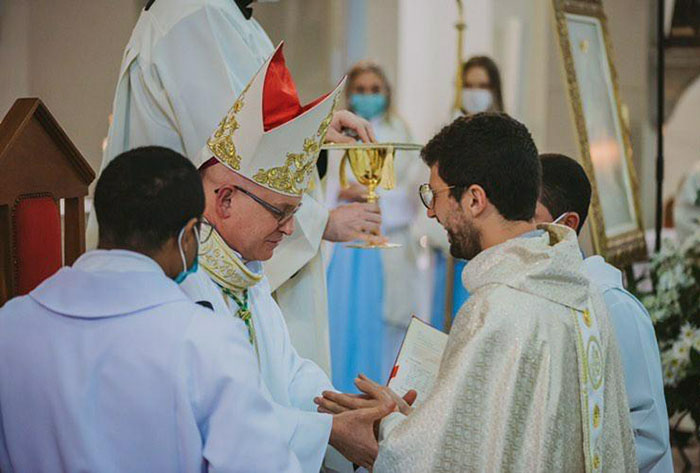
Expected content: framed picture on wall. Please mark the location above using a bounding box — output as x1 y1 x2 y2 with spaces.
552 0 647 267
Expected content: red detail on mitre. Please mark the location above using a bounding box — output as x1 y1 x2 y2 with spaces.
262 44 328 131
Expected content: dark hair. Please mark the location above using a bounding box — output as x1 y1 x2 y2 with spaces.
421 112 540 221
462 56 504 112
539 153 592 234
95 146 204 251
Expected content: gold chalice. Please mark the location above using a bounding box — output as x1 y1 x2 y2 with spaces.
322 142 422 249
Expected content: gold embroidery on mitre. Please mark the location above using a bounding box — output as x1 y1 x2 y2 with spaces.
206 82 251 170
253 93 339 195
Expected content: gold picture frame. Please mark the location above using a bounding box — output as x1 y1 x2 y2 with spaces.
552 0 647 267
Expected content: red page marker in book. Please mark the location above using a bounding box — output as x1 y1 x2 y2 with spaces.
390 364 399 380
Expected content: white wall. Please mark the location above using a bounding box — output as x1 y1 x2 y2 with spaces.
395 0 493 144
665 76 700 199
0 0 30 115
0 0 140 173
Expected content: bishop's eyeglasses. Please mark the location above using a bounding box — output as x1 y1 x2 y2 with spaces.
214 185 302 226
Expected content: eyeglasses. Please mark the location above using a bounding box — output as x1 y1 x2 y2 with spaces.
419 183 462 209
215 185 301 226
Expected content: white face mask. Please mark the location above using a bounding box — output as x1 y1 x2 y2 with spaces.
462 88 493 114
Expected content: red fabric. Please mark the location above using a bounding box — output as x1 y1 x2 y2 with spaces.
13 196 62 295
262 45 329 131
199 157 219 170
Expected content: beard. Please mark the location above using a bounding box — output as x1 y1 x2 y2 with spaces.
447 217 482 260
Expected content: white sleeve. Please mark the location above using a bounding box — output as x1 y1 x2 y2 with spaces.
260 281 335 471
151 5 273 160
185 312 302 473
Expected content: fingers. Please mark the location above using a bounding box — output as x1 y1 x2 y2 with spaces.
314 396 349 414
354 374 384 399
354 121 373 143
325 128 355 144
362 211 382 225
362 400 396 421
355 233 388 246
323 390 373 410
359 202 381 214
361 221 382 236
366 123 377 143
403 389 418 406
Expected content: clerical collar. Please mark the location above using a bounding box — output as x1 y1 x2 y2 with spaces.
199 226 263 293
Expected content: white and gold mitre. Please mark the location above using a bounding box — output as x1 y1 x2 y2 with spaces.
196 42 345 196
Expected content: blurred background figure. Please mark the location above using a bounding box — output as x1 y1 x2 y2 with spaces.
458 56 505 117
325 61 425 391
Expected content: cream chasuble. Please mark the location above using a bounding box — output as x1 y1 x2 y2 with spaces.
180 228 350 473
374 225 636 473
87 0 332 377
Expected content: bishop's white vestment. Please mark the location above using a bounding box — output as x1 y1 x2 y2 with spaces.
0 250 300 473
88 0 333 375
374 225 637 473
180 229 341 473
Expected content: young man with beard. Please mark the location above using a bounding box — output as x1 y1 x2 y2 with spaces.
318 113 637 472
534 153 672 473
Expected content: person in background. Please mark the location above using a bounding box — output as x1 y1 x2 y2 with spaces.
420 55 506 330
459 55 505 116
0 147 300 472
325 60 426 390
534 153 673 473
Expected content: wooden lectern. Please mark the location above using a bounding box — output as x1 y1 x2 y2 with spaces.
0 98 95 306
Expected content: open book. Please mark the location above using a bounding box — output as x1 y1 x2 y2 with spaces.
387 316 448 406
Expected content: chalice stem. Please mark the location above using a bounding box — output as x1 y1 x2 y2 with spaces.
367 183 379 203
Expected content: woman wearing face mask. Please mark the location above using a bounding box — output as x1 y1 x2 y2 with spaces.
459 55 505 116
325 61 425 391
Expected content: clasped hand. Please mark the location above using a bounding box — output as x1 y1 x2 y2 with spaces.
317 374 417 469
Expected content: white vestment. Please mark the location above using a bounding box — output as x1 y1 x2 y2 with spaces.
374 225 637 473
181 261 346 473
0 250 300 473
88 0 332 374
583 255 673 473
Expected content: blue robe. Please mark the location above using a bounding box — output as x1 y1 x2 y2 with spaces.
0 250 299 473
583 255 673 473
430 251 469 331
327 247 384 392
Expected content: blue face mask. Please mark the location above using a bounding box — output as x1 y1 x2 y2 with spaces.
174 225 200 284
350 93 387 120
